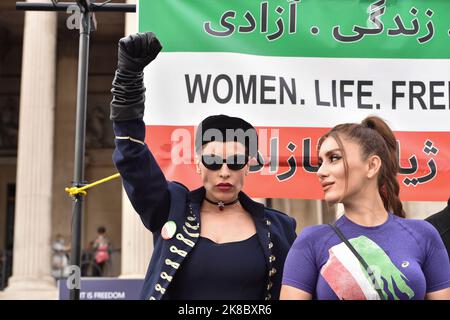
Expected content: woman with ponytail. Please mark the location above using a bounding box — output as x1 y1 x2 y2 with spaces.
280 116 450 300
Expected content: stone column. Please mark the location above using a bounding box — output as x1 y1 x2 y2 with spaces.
1 0 57 299
271 199 324 233
403 201 447 219
120 0 154 278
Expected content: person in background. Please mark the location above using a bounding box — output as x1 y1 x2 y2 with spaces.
426 198 450 259
92 226 111 277
51 234 70 279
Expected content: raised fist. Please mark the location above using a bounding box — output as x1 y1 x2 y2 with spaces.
117 32 162 72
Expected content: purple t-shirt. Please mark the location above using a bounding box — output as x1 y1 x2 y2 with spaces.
282 213 450 300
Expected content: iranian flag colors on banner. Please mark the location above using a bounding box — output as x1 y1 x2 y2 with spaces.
138 0 450 200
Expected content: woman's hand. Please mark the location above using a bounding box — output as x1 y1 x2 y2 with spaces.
110 32 162 121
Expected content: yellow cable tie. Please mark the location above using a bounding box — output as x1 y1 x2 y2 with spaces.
65 173 121 197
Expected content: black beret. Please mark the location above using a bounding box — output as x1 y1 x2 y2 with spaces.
195 114 258 157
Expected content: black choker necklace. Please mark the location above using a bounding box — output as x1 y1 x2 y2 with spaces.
204 197 239 211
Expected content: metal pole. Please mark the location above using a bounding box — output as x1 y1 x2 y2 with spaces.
69 4 91 301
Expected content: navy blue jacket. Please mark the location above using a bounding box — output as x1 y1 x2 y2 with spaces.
112 119 297 300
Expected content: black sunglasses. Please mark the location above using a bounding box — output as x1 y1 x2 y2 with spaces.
201 154 249 171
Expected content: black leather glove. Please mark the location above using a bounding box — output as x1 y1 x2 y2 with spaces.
118 32 162 73
110 32 162 121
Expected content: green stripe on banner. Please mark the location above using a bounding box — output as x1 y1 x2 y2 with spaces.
139 0 450 59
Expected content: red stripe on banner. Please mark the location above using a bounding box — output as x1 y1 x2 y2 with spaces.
146 125 449 201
